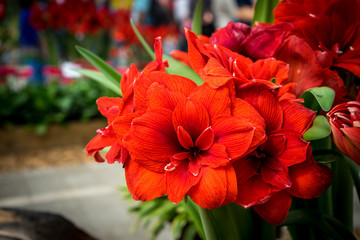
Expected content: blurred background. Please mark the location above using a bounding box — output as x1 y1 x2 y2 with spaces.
0 0 255 239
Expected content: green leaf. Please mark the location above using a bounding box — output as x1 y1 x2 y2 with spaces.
130 19 155 59
300 87 335 112
182 225 199 240
76 69 122 96
252 0 279 25
182 198 205 239
75 46 122 87
282 210 355 240
191 0 203 35
303 115 331 141
171 213 187 240
164 56 204 85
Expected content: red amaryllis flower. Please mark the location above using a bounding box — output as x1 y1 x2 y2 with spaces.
274 0 360 77
275 36 347 102
86 37 169 164
185 29 297 100
123 77 266 208
232 81 332 224
327 95 360 164
209 21 294 60
207 21 348 101
209 21 251 53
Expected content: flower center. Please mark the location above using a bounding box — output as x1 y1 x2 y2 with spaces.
164 126 214 176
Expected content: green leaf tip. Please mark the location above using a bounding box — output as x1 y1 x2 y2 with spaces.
300 87 335 112
303 115 331 141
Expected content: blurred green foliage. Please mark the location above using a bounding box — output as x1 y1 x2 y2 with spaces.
0 79 116 134
120 186 202 240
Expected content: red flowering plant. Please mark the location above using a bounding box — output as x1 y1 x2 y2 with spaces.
77 0 360 239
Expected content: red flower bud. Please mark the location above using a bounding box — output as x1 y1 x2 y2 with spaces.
327 101 360 164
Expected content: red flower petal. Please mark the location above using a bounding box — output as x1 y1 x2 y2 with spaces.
232 98 267 151
105 140 123 164
170 49 191 66
147 82 187 111
86 130 115 155
96 97 122 123
188 166 231 209
166 161 201 203
199 58 234 88
134 71 197 112
275 36 347 100
185 28 210 74
221 164 238 206
233 156 260 184
241 23 294 59
342 127 360 164
250 58 289 85
177 126 194 150
273 129 310 166
172 99 210 140
195 127 214 151
201 143 230 168
236 82 283 132
209 21 251 53
121 63 138 95
261 162 292 190
280 99 316 135
190 83 232 119
125 159 166 201
124 109 181 172
112 112 141 139
236 175 281 208
253 191 292 225
261 134 286 159
287 151 332 198
212 116 255 159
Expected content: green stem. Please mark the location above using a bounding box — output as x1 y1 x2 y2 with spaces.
198 204 277 240
198 206 221 240
332 156 354 232
251 209 276 240
287 198 316 240
344 156 360 202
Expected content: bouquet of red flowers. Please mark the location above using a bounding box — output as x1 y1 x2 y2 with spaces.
78 0 360 239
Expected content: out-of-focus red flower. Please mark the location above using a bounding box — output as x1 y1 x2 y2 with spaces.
327 96 360 164
86 37 169 164
240 23 295 60
0 0 5 23
209 22 294 60
232 81 331 225
209 21 251 53
170 50 190 66
274 0 360 77
275 35 347 102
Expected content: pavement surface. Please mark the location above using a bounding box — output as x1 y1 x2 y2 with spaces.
0 162 359 240
0 163 172 240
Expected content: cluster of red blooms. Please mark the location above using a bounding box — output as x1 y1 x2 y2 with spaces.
85 0 360 225
29 0 178 45
30 0 112 35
